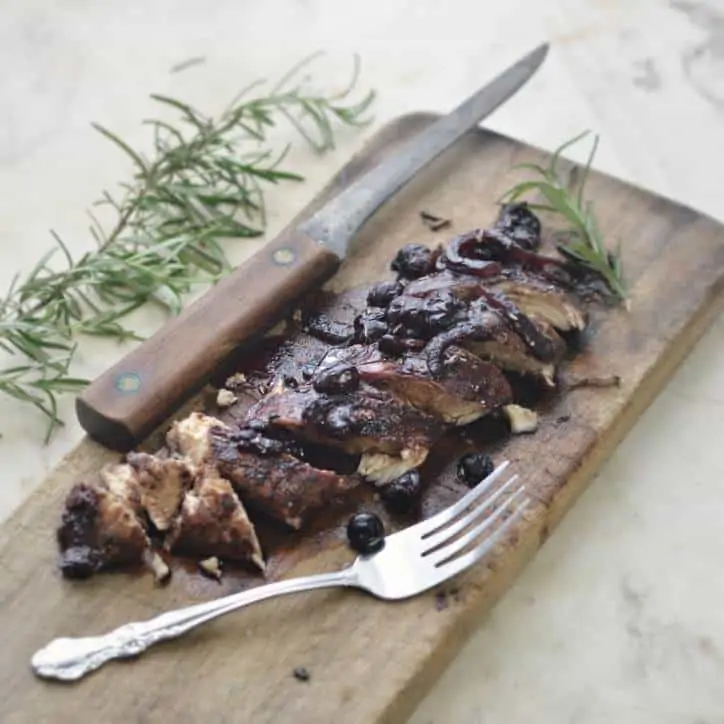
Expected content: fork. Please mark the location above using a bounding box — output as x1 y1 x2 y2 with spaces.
31 460 528 682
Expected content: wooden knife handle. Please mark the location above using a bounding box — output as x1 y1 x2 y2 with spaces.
76 227 340 451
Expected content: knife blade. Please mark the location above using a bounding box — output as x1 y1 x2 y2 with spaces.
76 43 550 451
301 42 549 256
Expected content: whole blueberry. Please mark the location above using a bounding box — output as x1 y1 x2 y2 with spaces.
312 364 360 395
346 512 386 554
367 280 404 308
457 453 495 487
380 469 422 515
390 244 434 279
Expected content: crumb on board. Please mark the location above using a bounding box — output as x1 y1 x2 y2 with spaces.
434 586 461 611
503 404 539 434
556 414 571 424
420 210 452 232
145 550 171 585
293 667 311 682
216 388 238 408
566 374 621 390
224 372 247 390
198 556 223 581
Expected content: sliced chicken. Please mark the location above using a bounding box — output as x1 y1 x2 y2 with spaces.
486 274 587 332
166 411 229 467
424 305 565 387
57 482 149 579
168 412 359 529
317 344 512 426
99 462 142 516
166 466 265 572
405 260 586 335
248 382 442 459
211 426 361 529
247 382 443 484
126 452 195 532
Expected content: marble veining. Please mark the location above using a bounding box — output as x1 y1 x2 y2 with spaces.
0 1 723 722
671 0 724 110
632 58 662 92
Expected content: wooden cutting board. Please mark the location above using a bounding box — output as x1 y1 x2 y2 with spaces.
3 113 724 724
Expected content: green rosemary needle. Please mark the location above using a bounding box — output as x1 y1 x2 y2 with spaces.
0 54 375 441
500 130 627 302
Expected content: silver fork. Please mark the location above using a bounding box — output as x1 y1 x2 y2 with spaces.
31 460 527 682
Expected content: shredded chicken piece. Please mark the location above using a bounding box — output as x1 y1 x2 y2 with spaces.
99 463 142 515
358 448 428 485
503 404 539 434
224 372 247 389
144 550 171 584
126 452 195 532
167 411 229 467
166 466 265 572
57 483 149 579
198 556 223 581
216 388 238 408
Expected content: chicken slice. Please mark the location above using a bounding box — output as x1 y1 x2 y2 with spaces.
488 274 587 332
248 382 443 485
126 452 195 532
211 426 360 529
405 269 586 333
57 482 149 579
248 382 442 461
166 411 229 467
99 462 142 515
424 306 565 387
318 344 512 426
166 466 264 572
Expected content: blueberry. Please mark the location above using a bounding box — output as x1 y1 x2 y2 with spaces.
354 309 388 344
367 280 404 308
293 667 311 682
377 334 405 356
457 453 495 487
380 469 422 514
325 404 355 438
390 244 434 279
312 364 360 395
386 290 462 338
494 202 541 250
346 512 385 554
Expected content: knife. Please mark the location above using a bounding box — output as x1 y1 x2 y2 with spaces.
76 43 550 451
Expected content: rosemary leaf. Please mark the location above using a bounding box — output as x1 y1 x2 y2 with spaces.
501 131 626 302
0 54 375 440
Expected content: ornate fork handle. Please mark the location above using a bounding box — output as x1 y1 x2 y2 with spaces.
31 568 357 682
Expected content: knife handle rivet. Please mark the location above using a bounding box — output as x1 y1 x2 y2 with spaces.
114 372 141 394
272 248 296 266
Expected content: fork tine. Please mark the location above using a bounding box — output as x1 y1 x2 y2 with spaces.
425 484 526 566
417 460 511 539
422 473 520 550
428 499 530 587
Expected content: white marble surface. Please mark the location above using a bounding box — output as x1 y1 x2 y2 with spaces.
2 0 724 721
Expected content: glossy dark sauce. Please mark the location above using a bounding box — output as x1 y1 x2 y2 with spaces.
102 213 608 594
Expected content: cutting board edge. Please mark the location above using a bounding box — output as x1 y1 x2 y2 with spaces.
381 273 724 724
401 111 724 232
8 111 724 537
4 112 724 724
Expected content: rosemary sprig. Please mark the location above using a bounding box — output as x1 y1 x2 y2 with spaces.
0 54 375 441
500 131 626 302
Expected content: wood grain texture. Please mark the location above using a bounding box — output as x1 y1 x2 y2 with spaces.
2 113 724 724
